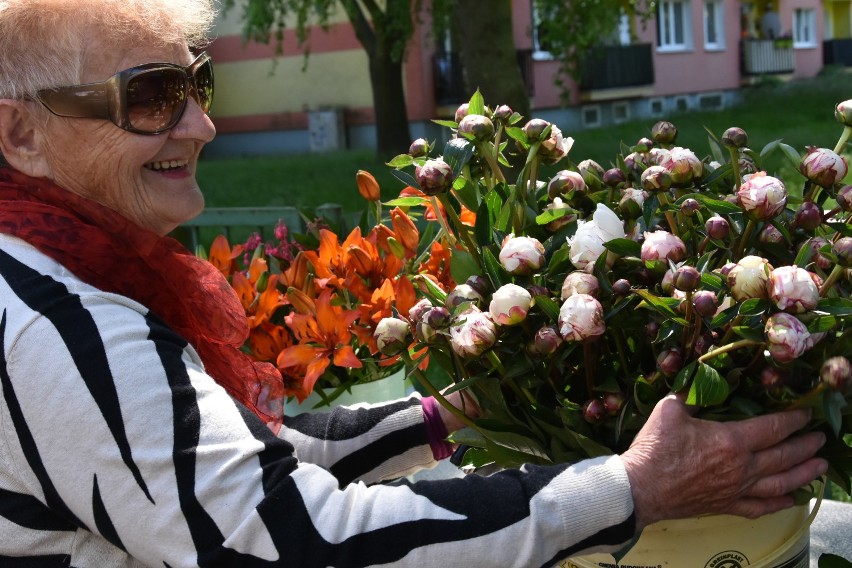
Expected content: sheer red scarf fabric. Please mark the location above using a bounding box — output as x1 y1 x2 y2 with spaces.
0 167 284 431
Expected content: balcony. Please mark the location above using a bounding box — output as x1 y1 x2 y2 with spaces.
741 38 794 75
433 50 534 107
824 39 852 66
579 43 655 91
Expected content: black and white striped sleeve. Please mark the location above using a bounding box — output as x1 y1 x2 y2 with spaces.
0 239 638 568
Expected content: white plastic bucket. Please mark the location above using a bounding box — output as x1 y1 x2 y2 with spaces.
283 369 409 415
564 497 819 568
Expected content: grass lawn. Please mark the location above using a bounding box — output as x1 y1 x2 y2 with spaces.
196 67 852 219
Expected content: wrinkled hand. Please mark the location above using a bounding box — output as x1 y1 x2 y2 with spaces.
621 394 828 531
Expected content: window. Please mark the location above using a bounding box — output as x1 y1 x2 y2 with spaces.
649 97 665 116
657 0 693 51
703 0 725 50
697 92 724 111
793 9 816 47
581 105 601 128
612 102 630 124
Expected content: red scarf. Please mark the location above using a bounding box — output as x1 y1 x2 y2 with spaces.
0 168 284 431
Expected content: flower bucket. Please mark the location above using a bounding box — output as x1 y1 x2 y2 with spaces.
284 368 409 415
564 497 821 568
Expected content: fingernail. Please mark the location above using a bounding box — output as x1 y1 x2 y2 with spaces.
817 461 829 477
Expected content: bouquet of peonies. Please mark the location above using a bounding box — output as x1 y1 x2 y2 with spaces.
204 175 440 407
375 91 852 492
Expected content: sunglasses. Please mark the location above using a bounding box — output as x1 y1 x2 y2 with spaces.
32 52 213 135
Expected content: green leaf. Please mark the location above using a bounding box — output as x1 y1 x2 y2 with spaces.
818 553 852 568
413 274 448 304
431 119 458 129
700 163 732 186
386 154 414 168
824 391 848 438
454 178 480 213
808 316 838 333
738 299 771 316
672 360 698 392
700 271 723 291
686 363 729 407
691 194 741 214
534 295 560 322
449 249 480 285
389 168 418 189
504 126 527 144
468 89 486 116
474 197 494 246
815 298 852 317
443 138 475 178
535 207 571 226
794 237 816 267
384 196 428 207
732 326 765 342
778 142 803 169
633 289 684 320
826 222 852 237
603 238 642 257
482 247 508 289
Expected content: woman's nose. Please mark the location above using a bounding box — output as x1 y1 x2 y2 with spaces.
170 98 216 143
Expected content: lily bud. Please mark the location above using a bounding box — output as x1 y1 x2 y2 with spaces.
561 271 600 299
793 201 824 231
834 237 852 267
547 170 587 200
651 121 678 145
704 215 730 240
582 399 607 424
458 114 495 141
820 356 852 393
836 100 852 127
603 168 627 188
765 313 811 364
447 283 484 308
454 103 469 123
641 230 687 263
415 158 454 196
658 146 703 185
449 307 498 358
656 347 684 376
408 138 430 157
374 317 411 355
673 265 701 292
800 147 848 188
727 255 773 302
499 235 545 275
737 172 787 220
769 266 820 313
640 165 673 192
721 127 749 149
489 283 533 326
558 294 606 342
692 290 718 318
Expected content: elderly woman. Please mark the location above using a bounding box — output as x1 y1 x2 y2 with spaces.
0 0 828 566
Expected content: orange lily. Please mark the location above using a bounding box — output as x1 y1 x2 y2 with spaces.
419 240 456 291
208 235 244 277
398 186 476 226
276 289 363 400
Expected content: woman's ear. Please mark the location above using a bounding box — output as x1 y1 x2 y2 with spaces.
0 100 51 177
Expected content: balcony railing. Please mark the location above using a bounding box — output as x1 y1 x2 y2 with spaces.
824 39 852 66
433 50 533 107
741 39 794 75
579 43 654 91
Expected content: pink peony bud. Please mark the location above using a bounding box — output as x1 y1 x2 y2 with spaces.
680 198 700 216
415 158 454 196
692 290 719 318
635 137 654 153
722 127 749 149
408 298 434 324
561 271 600 299
454 103 469 123
793 201 823 231
465 275 490 296
656 347 684 376
760 367 785 392
489 284 533 326
602 392 626 416
727 255 773 302
374 317 411 355
547 170 587 200
800 147 848 188
523 118 550 141
603 168 627 188
493 104 513 122
582 398 607 424
836 100 852 127
539 123 574 165
673 265 701 292
558 293 606 342
737 172 787 220
658 146 703 185
640 165 673 192
799 237 833 271
528 325 564 357
765 313 811 364
820 356 852 393
837 185 852 211
651 121 678 145
449 307 498 358
641 230 687 263
543 197 576 231
458 114 495 141
499 235 545 275
619 187 647 220
408 138 430 157
758 223 785 245
834 237 852 267
612 278 632 296
705 215 730 240
578 159 605 191
424 306 452 329
768 266 820 314
447 284 484 308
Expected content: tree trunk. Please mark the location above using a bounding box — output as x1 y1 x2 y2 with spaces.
368 46 412 159
451 0 531 119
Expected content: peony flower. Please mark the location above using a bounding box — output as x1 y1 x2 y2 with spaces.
408 138 430 157
527 325 563 357
821 357 852 393
765 313 811 364
705 215 730 240
658 146 703 184
547 169 586 199
499 235 545 275
415 157 454 196
458 114 495 141
721 127 748 148
651 120 677 144
793 201 823 231
737 172 787 220
836 99 852 127
449 307 498 358
446 283 484 308
374 317 411 355
543 197 575 231
727 255 773 301
640 230 687 263
539 123 574 165
558 293 606 342
489 284 533 326
768 266 820 314
618 187 647 219
640 165 672 192
656 347 684 376
407 298 433 325
561 271 600 299
567 203 626 271
800 147 848 188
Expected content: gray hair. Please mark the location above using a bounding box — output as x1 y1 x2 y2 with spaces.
0 0 217 99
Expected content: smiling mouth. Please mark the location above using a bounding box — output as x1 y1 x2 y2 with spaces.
145 159 189 172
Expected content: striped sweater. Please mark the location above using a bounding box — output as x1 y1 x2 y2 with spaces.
0 233 636 567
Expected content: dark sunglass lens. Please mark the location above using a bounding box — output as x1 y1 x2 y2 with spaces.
191 59 214 113
126 69 187 132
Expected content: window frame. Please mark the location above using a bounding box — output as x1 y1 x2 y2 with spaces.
793 8 817 48
703 0 726 51
657 0 694 52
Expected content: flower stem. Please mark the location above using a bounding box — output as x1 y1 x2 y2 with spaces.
733 218 756 260
785 382 828 410
656 193 679 236
401 353 483 433
834 125 852 155
819 265 845 297
698 339 762 363
437 193 481 265
727 146 742 191
429 195 458 247
583 341 596 397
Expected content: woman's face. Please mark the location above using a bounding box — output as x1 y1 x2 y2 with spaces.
38 42 216 236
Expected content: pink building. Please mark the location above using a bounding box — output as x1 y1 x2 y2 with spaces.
206 0 829 157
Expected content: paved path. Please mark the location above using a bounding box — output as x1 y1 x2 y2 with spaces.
810 498 852 566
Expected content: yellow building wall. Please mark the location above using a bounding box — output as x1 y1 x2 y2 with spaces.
214 1 351 38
